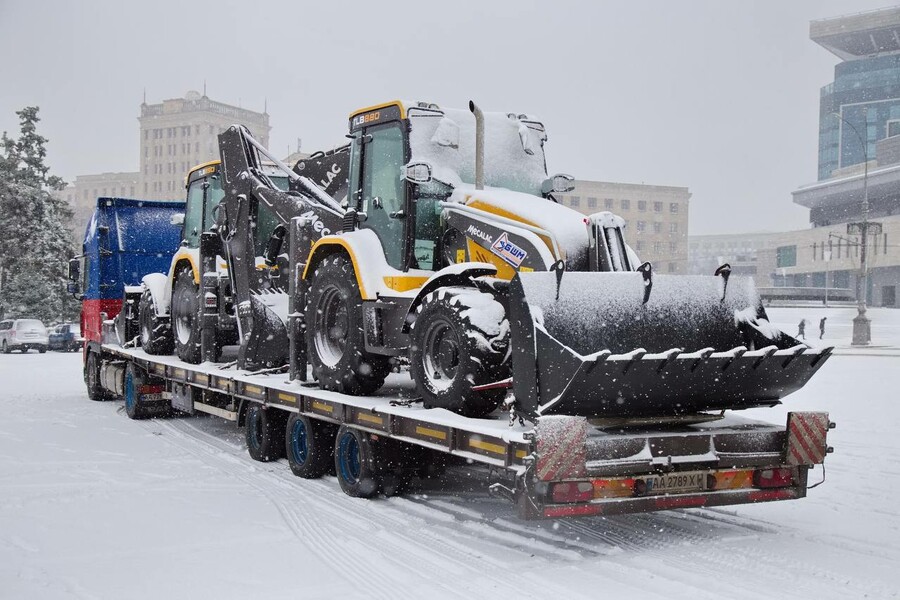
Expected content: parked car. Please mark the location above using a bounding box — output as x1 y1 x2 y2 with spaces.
0 319 49 353
48 323 84 352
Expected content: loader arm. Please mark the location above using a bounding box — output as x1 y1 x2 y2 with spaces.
216 125 344 369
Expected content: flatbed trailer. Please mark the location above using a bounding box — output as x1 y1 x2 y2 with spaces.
90 342 834 520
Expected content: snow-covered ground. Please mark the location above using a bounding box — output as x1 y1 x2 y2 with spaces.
1 308 898 599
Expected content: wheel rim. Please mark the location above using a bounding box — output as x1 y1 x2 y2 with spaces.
248 409 263 450
337 431 361 484
314 285 349 367
422 315 460 391
290 419 309 465
174 281 196 345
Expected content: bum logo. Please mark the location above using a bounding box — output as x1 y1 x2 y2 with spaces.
491 233 527 267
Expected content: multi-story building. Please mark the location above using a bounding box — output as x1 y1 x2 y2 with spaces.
59 91 271 241
555 180 690 273
138 91 270 200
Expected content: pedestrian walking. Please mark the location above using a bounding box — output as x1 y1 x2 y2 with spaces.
819 317 827 340
797 319 806 340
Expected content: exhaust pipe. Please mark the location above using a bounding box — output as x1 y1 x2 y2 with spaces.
469 100 484 190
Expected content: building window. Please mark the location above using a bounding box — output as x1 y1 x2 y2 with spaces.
621 199 630 210
570 196 581 207
888 120 900 138
604 198 613 209
670 203 679 213
587 197 597 209
636 240 645 252
638 200 647 212
668 262 676 273
653 241 661 253
812 242 817 261
654 201 662 213
653 221 661 234
636 220 646 232
669 223 678 233
669 242 677 253
776 245 797 268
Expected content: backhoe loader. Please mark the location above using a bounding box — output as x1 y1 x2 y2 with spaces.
140 99 831 420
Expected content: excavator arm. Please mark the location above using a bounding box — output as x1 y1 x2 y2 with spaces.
216 125 345 369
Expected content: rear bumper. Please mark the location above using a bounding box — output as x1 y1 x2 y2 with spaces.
531 485 804 519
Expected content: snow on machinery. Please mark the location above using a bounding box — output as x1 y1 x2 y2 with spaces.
66 197 185 400
136 99 831 421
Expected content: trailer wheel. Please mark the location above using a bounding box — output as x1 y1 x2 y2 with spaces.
245 404 286 462
334 425 380 498
305 256 390 395
85 350 111 401
139 289 173 355
124 362 152 420
410 288 509 417
172 267 201 364
285 414 336 478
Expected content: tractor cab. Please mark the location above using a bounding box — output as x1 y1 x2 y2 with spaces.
346 101 555 274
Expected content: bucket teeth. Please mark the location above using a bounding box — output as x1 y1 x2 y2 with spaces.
507 271 834 419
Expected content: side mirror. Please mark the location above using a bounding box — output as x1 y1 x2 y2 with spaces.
402 162 433 184
541 174 576 196
67 258 80 282
170 212 185 226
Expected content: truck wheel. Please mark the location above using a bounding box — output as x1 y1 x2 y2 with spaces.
334 425 380 498
410 288 510 418
285 413 336 478
245 404 286 462
124 362 151 420
85 350 111 401
305 256 390 395
38 346 47 354
172 268 201 364
139 289 173 355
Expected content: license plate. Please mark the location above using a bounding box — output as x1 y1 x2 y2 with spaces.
141 393 164 402
645 471 708 495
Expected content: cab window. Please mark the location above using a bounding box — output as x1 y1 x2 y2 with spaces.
203 175 225 232
184 179 204 248
361 124 406 269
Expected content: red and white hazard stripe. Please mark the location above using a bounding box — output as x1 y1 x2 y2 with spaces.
786 412 830 465
535 417 588 481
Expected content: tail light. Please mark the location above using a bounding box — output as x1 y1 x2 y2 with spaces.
551 481 594 503
753 468 794 488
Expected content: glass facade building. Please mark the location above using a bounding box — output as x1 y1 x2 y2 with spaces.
814 10 900 181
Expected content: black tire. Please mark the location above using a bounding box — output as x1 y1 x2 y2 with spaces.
124 362 151 420
2 340 9 354
285 413 336 478
139 289 174 355
305 255 390 395
409 287 510 418
245 404 286 462
172 268 201 364
334 425 380 498
85 350 111 401
38 346 47 354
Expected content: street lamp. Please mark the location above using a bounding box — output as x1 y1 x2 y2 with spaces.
823 249 832 307
832 109 872 345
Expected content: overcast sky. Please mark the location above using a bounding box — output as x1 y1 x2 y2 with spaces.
0 0 893 235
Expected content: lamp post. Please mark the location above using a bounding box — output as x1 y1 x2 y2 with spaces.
832 109 871 345
823 249 832 307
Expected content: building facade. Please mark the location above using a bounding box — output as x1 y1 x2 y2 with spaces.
814 7 900 183
555 180 690 273
59 91 271 241
138 91 270 200
688 7 900 308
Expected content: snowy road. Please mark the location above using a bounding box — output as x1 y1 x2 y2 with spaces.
1 320 898 598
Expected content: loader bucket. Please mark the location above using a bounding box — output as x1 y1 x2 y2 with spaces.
507 271 832 419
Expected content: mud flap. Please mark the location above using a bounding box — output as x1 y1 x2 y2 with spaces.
508 272 833 418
